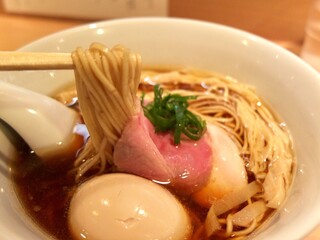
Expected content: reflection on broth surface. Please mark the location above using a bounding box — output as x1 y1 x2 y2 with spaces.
11 44 295 240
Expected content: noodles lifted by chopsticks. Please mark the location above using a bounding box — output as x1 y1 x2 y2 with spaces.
71 43 141 180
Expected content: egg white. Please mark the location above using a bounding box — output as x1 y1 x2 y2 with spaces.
68 173 192 240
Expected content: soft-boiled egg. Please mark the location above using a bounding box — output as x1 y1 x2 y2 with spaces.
68 173 192 240
192 124 248 208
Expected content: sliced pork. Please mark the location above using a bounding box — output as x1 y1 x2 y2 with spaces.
113 110 213 193
114 110 248 199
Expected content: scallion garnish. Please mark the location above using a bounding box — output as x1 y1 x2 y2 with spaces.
141 85 206 145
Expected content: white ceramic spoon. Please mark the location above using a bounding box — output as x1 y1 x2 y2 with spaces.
0 80 79 159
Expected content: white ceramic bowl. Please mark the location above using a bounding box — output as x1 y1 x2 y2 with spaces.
0 18 320 240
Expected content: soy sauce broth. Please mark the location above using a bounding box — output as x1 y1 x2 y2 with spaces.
11 149 208 240
11 149 77 240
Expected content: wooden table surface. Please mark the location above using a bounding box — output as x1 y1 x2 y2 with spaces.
0 1 319 240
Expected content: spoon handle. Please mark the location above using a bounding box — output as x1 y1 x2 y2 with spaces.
0 52 73 71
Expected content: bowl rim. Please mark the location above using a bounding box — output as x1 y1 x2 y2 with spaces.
18 17 320 75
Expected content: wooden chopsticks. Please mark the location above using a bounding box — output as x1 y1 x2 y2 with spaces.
0 52 73 71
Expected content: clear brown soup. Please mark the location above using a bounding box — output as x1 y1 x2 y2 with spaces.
11 127 209 240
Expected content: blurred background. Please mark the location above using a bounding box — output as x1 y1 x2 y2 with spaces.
0 0 314 55
2 0 320 69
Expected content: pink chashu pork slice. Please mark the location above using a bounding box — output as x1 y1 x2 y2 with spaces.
113 110 213 193
113 110 248 200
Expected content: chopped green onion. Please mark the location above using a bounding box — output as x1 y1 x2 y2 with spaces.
141 85 206 145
